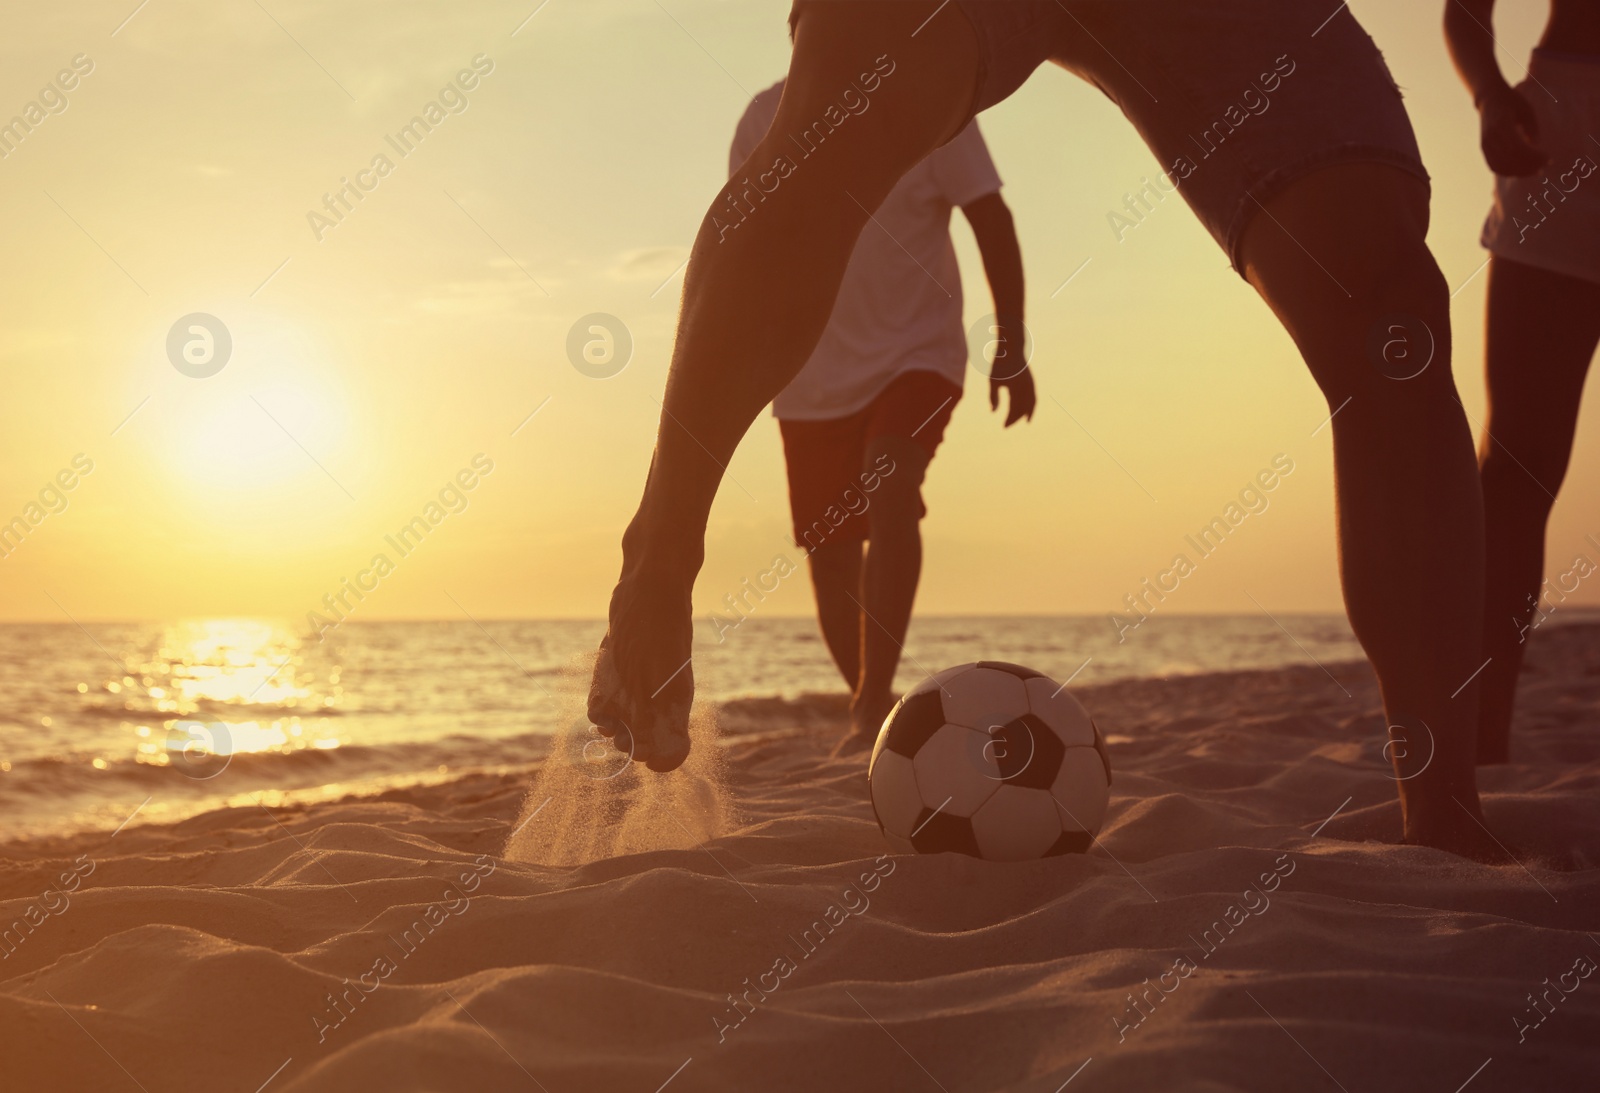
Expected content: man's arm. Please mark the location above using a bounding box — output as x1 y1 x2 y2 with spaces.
1444 0 1546 175
961 191 1033 426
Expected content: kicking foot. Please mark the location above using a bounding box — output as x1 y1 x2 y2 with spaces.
587 569 695 772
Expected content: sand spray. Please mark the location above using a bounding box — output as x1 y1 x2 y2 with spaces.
502 653 734 865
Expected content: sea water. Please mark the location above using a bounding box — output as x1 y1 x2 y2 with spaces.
0 613 1378 837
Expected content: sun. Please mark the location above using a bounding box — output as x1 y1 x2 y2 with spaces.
159 314 351 496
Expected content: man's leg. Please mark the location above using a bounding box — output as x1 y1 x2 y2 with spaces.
1238 162 1497 857
1477 257 1600 763
807 539 864 690
846 435 931 747
589 2 979 769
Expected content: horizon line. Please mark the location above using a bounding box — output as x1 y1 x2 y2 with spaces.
7 608 1596 626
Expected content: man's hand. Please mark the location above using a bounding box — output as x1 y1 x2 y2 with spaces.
1479 83 1545 177
961 191 1031 426
988 324 1034 427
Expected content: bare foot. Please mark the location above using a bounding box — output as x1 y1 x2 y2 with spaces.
587 567 695 772
830 691 894 759
1318 794 1520 864
1402 790 1517 864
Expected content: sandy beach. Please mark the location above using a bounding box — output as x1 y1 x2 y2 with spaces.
2 624 1598 1093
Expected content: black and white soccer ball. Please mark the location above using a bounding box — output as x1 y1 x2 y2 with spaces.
869 661 1112 860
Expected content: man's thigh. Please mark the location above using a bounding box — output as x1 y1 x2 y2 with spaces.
1049 0 1427 274
861 370 961 523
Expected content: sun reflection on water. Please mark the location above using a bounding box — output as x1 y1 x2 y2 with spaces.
114 619 344 767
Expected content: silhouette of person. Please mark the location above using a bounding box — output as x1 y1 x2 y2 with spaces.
1446 0 1600 764
729 76 1031 753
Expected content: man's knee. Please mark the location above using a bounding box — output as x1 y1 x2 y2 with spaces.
1347 230 1449 341
807 538 862 579
1297 225 1457 409
1352 239 1453 388
1246 164 1449 347
866 468 926 529
868 486 923 532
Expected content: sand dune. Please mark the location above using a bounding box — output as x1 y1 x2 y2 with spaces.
3 627 1599 1092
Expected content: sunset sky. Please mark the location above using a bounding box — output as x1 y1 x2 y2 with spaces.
0 0 1589 625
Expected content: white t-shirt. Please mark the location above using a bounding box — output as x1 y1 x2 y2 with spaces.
729 79 1003 421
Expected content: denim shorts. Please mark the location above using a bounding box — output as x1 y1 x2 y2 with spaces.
791 0 1430 274
1481 50 1600 285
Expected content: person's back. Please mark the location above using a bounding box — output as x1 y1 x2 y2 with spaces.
728 80 986 421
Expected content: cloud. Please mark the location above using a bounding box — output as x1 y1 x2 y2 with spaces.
407 274 554 318
606 246 690 284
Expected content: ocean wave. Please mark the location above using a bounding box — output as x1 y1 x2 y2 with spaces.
715 692 850 734
71 698 349 722
0 732 555 798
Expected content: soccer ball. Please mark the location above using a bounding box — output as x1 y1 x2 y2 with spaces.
868 661 1111 860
